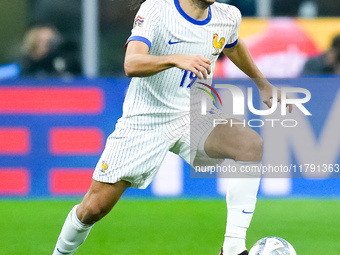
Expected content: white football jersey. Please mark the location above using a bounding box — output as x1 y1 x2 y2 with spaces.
123 0 241 125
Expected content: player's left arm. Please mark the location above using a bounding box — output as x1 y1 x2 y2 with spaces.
223 38 293 113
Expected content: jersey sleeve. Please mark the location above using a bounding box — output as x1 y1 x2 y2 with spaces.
225 6 242 48
125 0 160 50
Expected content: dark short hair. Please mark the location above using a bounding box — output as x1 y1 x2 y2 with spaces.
130 0 146 10
331 34 340 50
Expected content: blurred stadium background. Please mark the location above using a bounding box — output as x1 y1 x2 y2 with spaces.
0 0 339 254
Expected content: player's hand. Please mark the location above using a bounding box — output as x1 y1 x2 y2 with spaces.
257 80 293 113
172 54 211 79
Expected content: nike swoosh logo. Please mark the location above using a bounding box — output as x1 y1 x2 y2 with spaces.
57 248 70 254
168 40 184 45
242 210 254 214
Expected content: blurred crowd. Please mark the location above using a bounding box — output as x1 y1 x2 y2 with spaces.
301 35 340 76
0 0 339 80
15 25 340 79
19 24 81 78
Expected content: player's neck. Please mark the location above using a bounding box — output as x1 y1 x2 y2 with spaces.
178 0 210 21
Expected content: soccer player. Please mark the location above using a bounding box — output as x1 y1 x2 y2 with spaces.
52 0 292 254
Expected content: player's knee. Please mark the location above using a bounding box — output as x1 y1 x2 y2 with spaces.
235 133 263 162
77 201 110 225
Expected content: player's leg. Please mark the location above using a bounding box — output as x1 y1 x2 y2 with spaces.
204 119 262 255
52 122 170 254
52 179 130 255
204 118 262 162
77 179 131 224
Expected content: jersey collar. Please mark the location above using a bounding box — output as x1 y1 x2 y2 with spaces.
174 0 212 26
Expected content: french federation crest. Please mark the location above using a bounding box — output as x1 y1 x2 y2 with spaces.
101 161 108 173
212 33 225 56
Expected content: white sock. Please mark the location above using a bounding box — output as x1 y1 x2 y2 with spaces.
223 161 261 255
53 205 93 255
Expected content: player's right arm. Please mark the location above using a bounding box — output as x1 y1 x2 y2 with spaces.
124 41 211 79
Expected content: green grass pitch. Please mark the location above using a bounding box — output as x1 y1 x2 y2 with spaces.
0 199 339 254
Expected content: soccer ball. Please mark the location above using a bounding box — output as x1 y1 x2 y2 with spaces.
249 236 297 255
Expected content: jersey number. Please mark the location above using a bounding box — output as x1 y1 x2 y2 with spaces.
179 70 197 88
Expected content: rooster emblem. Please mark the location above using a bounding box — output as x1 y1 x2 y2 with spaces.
212 33 225 56
101 161 108 172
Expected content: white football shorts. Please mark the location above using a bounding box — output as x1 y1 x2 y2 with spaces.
92 109 228 188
